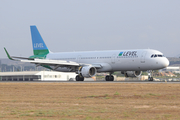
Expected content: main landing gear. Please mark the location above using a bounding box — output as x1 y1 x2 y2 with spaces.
76 75 84 81
147 70 153 81
105 73 114 81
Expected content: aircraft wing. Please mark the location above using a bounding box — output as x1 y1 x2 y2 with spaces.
21 59 102 69
4 47 102 69
21 59 80 67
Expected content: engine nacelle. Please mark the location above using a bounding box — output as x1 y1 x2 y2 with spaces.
123 71 142 77
78 66 97 77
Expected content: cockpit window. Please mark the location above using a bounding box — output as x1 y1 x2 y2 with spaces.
151 54 164 58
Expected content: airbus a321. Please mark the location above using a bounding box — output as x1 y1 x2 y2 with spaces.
4 26 169 81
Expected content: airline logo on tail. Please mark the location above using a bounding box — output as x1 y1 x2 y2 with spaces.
34 43 44 48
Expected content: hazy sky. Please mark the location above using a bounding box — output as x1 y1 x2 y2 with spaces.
0 0 180 58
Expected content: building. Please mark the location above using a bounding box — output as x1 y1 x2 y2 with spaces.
161 66 180 74
0 71 77 81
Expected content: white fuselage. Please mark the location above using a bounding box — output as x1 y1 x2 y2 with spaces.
46 49 169 72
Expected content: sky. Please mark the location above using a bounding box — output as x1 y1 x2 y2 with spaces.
0 0 180 58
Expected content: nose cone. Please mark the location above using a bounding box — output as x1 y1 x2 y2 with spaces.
163 58 169 67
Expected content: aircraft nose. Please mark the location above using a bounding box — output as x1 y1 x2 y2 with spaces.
163 58 169 67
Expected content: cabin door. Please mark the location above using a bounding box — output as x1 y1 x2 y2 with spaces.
77 55 81 63
141 51 146 63
111 54 116 64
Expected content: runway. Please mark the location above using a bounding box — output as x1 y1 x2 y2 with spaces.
0 80 180 83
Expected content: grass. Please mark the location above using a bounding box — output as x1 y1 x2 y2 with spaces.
147 93 161 96
114 91 120 95
87 95 97 98
85 92 163 100
1 83 180 119
163 114 172 118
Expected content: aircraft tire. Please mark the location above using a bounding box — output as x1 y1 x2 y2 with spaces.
105 75 110 81
76 75 80 81
109 75 114 81
81 76 84 81
105 75 114 81
76 75 84 81
148 77 153 81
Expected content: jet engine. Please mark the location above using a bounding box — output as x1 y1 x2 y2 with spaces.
78 65 97 77
122 71 142 77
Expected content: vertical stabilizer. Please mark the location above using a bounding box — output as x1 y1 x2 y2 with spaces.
30 25 49 58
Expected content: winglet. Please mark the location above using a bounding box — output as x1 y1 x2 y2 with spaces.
4 47 14 60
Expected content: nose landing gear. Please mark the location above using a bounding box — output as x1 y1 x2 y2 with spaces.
147 70 153 81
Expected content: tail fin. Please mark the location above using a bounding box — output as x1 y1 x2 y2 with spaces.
30 25 49 57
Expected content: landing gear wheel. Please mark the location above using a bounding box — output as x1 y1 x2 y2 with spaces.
105 75 114 81
109 75 114 81
76 75 84 81
105 75 110 81
148 77 153 81
147 70 153 81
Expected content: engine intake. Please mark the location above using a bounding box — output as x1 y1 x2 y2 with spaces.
78 65 97 77
123 71 142 77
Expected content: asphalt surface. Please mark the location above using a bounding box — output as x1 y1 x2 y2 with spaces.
0 80 180 83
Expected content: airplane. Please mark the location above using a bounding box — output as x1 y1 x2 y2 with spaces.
4 25 169 81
